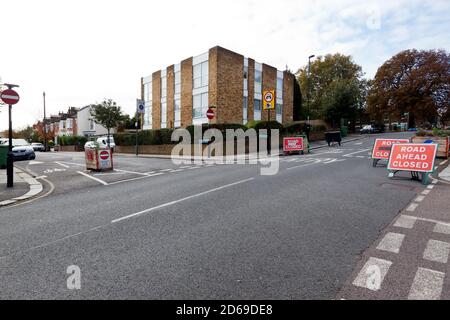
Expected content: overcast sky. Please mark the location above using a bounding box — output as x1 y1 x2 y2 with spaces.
1 0 449 131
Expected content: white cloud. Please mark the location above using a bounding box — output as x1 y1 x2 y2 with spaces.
0 0 449 130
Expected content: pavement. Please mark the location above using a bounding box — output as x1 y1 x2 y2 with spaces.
0 131 448 300
0 167 44 206
438 159 450 182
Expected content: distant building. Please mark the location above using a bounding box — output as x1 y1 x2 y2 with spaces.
141 46 295 130
77 105 115 137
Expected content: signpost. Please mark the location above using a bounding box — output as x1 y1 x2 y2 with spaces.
0 85 20 188
387 143 438 185
371 138 410 167
263 90 275 155
136 99 145 156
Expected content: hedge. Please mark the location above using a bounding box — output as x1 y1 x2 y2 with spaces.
114 129 175 146
58 135 88 146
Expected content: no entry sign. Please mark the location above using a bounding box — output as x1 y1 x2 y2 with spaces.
283 137 304 152
206 108 215 120
372 139 410 160
100 150 110 160
388 143 438 173
0 89 20 105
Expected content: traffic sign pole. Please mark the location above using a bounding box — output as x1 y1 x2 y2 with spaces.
1 84 20 188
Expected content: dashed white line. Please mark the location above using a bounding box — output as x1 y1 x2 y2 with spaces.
406 203 419 212
111 177 254 224
415 196 425 203
107 173 165 185
343 149 371 158
353 257 392 292
394 215 417 229
439 160 448 166
76 171 109 185
408 268 445 300
423 240 450 264
377 233 406 254
422 190 431 195
55 161 70 168
434 223 450 235
427 185 435 190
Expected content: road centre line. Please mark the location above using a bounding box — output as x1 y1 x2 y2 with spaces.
55 161 70 168
76 171 109 186
343 149 372 157
114 169 151 176
111 178 255 224
286 160 322 170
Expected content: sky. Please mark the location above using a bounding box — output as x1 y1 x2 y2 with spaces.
1 0 449 131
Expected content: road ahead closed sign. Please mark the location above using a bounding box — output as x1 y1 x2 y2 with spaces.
387 143 438 173
372 139 410 160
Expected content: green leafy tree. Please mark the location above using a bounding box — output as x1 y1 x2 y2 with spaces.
90 99 124 147
297 53 366 127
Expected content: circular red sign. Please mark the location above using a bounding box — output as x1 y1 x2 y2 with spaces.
100 151 109 160
0 89 20 105
206 108 215 120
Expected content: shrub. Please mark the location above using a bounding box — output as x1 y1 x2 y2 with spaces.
283 122 305 136
245 120 260 129
253 121 283 132
311 125 327 133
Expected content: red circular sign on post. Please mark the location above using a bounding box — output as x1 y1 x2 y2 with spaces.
0 89 20 105
206 108 215 120
100 150 110 160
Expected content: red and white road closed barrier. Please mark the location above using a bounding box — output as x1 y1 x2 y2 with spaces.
388 143 438 173
283 137 305 153
372 138 410 160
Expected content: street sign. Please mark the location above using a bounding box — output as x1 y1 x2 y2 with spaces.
0 89 20 105
263 90 275 110
206 108 215 120
136 99 145 114
387 143 438 173
372 139 410 160
283 137 304 152
100 150 110 160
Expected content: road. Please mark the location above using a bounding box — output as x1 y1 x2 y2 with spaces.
0 132 436 299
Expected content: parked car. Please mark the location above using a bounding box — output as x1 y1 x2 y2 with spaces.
31 142 45 151
0 138 36 161
360 125 383 134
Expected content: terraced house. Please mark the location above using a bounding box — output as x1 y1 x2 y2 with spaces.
141 46 295 130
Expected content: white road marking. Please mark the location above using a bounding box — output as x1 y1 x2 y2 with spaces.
422 190 431 195
111 178 254 224
439 160 448 166
427 185 435 190
58 161 84 167
170 169 184 173
407 203 419 212
28 161 44 165
353 257 392 292
434 223 450 235
114 169 150 176
356 156 366 159
423 240 450 264
107 173 165 185
432 179 438 185
415 196 425 203
376 233 405 254
394 215 417 229
159 169 173 172
343 149 371 158
354 142 364 145
408 268 445 300
286 160 322 170
55 161 70 168
76 171 109 185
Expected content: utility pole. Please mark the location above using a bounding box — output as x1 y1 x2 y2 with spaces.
43 91 47 151
307 55 315 124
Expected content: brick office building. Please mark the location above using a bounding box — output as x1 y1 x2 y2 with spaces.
141 46 294 130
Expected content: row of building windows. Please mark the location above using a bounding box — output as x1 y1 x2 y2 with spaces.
143 58 285 128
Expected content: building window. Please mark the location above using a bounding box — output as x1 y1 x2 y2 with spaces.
174 98 181 127
276 103 282 115
66 118 73 129
254 99 261 111
175 71 181 94
161 102 167 128
144 80 153 128
277 77 283 100
255 70 262 93
193 93 208 119
243 97 248 124
193 61 208 89
161 76 167 98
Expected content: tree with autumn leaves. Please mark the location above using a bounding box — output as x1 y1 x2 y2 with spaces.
368 49 450 127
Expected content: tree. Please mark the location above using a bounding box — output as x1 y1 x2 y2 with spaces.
296 53 366 127
367 49 450 127
33 121 56 143
90 99 124 147
293 77 304 121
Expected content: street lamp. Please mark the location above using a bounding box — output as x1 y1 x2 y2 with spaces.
43 91 47 152
307 55 315 123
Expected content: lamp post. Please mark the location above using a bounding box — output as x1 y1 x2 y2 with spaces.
307 54 315 123
43 91 47 151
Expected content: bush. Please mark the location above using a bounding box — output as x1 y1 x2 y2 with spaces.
253 121 283 132
114 129 176 146
59 135 87 146
283 122 305 136
245 120 260 129
311 125 327 133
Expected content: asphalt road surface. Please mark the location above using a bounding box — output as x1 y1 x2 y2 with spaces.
0 132 435 299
